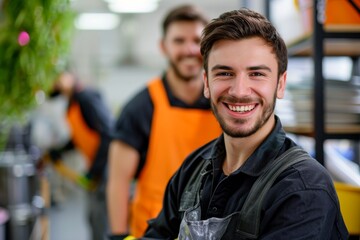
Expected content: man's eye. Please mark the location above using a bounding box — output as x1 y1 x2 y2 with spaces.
173 39 184 44
216 72 232 77
194 38 201 45
250 72 264 77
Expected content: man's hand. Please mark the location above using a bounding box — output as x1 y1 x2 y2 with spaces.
108 234 136 240
76 174 97 191
48 149 62 163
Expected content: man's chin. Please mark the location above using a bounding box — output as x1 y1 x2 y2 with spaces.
171 65 201 82
179 71 202 81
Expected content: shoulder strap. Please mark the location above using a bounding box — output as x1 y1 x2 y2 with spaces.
179 159 211 212
236 146 310 239
147 77 169 107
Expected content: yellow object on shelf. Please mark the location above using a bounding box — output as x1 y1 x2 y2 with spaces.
334 182 360 235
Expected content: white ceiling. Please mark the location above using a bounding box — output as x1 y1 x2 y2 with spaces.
69 0 265 72
66 0 266 110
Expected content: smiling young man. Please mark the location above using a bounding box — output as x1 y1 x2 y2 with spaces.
143 8 348 239
107 5 221 239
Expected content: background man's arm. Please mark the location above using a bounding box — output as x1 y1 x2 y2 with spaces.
107 140 139 235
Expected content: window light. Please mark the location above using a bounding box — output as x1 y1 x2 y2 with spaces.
75 13 120 30
106 0 159 13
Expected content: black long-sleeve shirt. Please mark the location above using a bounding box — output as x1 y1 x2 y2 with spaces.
144 116 348 239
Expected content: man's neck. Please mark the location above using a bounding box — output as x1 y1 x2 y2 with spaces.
165 70 204 105
222 116 276 175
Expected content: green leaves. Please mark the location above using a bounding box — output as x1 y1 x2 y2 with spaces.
0 0 75 148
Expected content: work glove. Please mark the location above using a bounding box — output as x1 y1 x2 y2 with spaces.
48 149 62 163
108 234 136 240
76 174 97 191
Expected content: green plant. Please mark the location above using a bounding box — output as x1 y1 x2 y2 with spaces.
0 0 75 149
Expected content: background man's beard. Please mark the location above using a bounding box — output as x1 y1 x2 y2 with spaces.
169 60 200 82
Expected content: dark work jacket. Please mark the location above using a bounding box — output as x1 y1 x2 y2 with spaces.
66 88 114 180
144 116 349 240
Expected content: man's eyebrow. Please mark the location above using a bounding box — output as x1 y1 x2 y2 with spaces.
210 64 272 72
210 65 233 71
247 65 272 72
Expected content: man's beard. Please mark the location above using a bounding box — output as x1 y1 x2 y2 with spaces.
211 93 277 138
168 58 201 82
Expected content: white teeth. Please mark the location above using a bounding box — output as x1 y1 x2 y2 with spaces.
228 104 255 112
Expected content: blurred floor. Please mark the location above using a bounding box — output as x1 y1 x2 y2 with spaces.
48 184 90 240
46 151 90 240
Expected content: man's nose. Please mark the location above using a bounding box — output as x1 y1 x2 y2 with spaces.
184 41 200 55
229 75 252 96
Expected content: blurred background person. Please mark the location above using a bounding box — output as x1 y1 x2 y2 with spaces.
107 4 222 239
49 71 114 240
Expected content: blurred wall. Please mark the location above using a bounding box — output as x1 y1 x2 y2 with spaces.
68 0 265 114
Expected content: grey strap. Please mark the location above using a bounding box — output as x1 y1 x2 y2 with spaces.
179 159 211 212
236 146 310 239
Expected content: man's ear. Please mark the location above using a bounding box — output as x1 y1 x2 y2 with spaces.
203 71 210 99
159 38 166 55
276 71 287 99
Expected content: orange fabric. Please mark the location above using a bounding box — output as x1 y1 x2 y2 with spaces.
66 102 100 169
325 0 360 25
130 78 222 237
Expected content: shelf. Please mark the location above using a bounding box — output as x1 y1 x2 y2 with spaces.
325 24 360 33
267 0 360 165
284 124 360 140
288 35 360 57
287 25 360 56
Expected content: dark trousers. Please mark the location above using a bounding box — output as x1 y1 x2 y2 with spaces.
87 180 108 240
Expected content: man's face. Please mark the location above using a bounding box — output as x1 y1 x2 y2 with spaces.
161 21 204 82
203 37 286 138
52 72 75 97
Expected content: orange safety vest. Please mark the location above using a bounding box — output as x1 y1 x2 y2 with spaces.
130 78 222 237
66 102 100 169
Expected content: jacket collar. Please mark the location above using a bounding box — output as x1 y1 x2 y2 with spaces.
204 116 286 177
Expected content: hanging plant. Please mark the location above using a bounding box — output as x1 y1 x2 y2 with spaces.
0 0 75 149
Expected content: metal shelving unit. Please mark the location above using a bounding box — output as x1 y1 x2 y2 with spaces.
266 1 360 237
266 0 360 165
312 2 360 164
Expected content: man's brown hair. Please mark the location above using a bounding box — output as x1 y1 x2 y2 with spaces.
162 4 209 37
201 8 288 78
